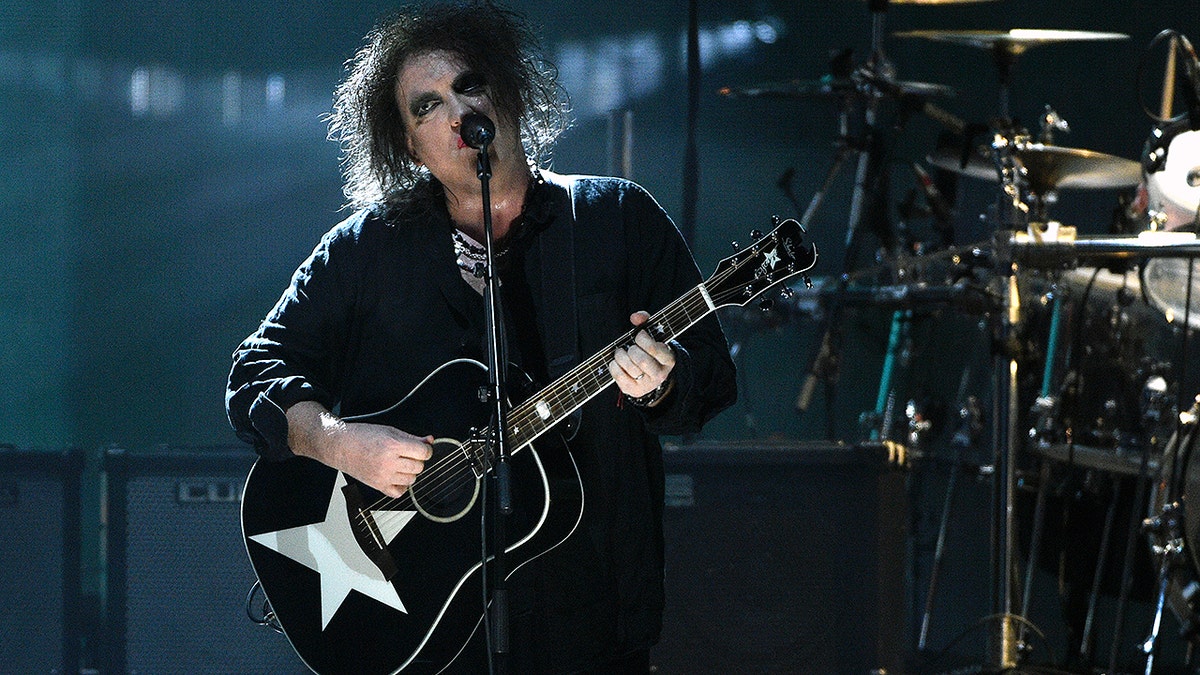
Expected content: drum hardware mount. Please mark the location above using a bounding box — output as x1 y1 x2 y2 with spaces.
724 8 1193 673
1142 501 1186 674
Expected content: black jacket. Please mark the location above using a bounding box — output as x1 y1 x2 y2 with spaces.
227 170 736 672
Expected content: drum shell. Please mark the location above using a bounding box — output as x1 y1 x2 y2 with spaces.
1147 418 1200 639
1028 268 1173 458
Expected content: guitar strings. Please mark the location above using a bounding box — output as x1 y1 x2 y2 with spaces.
360 290 708 526
358 248 766 527
357 246 769 527
357 237 789 527
355 294 691 526
358 290 716 527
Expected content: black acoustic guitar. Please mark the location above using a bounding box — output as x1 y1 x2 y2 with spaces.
240 218 816 674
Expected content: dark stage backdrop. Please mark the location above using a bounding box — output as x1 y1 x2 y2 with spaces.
1 0 1198 668
6 0 1198 455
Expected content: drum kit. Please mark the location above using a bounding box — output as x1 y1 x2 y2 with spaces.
721 2 1200 673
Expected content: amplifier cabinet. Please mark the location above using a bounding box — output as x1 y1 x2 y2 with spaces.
654 441 908 674
104 447 305 674
0 446 83 675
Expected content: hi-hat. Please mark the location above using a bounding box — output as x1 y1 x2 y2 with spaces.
718 76 955 100
929 141 1141 193
895 29 1129 55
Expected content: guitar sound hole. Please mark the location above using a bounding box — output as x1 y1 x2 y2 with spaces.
409 438 481 522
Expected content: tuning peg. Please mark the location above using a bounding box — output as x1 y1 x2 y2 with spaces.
749 229 764 241
801 275 813 289
770 214 781 226
730 240 740 251
758 298 774 311
779 287 795 299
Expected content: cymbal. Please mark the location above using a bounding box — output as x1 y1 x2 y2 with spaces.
895 29 1130 55
718 76 955 100
929 141 1141 192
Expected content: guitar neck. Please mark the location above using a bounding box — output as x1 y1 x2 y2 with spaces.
496 217 814 459
505 284 717 451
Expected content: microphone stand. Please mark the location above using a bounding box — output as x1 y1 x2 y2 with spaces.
474 135 514 673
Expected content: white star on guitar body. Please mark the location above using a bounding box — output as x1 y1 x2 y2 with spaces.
249 472 417 628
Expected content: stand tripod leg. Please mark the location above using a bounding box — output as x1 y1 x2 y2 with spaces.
1019 460 1051 644
1143 540 1177 675
1109 472 1155 673
1079 478 1121 665
793 144 856 428
918 441 964 651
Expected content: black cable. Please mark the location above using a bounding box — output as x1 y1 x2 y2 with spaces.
244 579 282 634
1136 29 1192 127
921 612 1056 670
1054 267 1100 468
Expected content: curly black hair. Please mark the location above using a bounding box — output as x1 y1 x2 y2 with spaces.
327 1 571 208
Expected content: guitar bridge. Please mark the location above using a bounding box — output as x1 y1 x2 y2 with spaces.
462 434 491 479
341 482 399 581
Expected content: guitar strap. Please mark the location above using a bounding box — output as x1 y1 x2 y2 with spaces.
537 174 582 440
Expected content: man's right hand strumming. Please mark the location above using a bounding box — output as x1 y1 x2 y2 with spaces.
285 400 433 498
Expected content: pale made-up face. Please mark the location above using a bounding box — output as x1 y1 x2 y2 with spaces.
394 49 520 190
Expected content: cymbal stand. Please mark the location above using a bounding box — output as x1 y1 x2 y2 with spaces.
790 95 857 428
845 0 901 263
984 95 1033 671
988 261 1024 671
791 95 865 434
991 43 1017 123
989 131 1031 232
985 39 1033 231
1137 401 1199 673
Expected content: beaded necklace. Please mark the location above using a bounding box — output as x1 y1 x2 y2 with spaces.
451 228 510 279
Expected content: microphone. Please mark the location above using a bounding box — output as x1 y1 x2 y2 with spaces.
460 112 496 149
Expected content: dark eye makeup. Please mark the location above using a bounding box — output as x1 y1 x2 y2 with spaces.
454 72 487 94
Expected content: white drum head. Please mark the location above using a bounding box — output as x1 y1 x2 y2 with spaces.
1144 256 1200 329
1147 126 1200 230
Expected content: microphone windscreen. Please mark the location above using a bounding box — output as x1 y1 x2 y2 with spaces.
460 113 496 149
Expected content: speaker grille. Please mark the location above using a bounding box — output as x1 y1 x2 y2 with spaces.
0 448 81 675
654 441 907 674
106 447 306 674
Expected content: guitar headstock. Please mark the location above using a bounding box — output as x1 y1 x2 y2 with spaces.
705 218 817 308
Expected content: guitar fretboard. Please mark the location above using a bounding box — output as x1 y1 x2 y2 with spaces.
504 284 717 453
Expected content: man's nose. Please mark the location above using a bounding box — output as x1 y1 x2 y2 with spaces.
447 96 475 126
